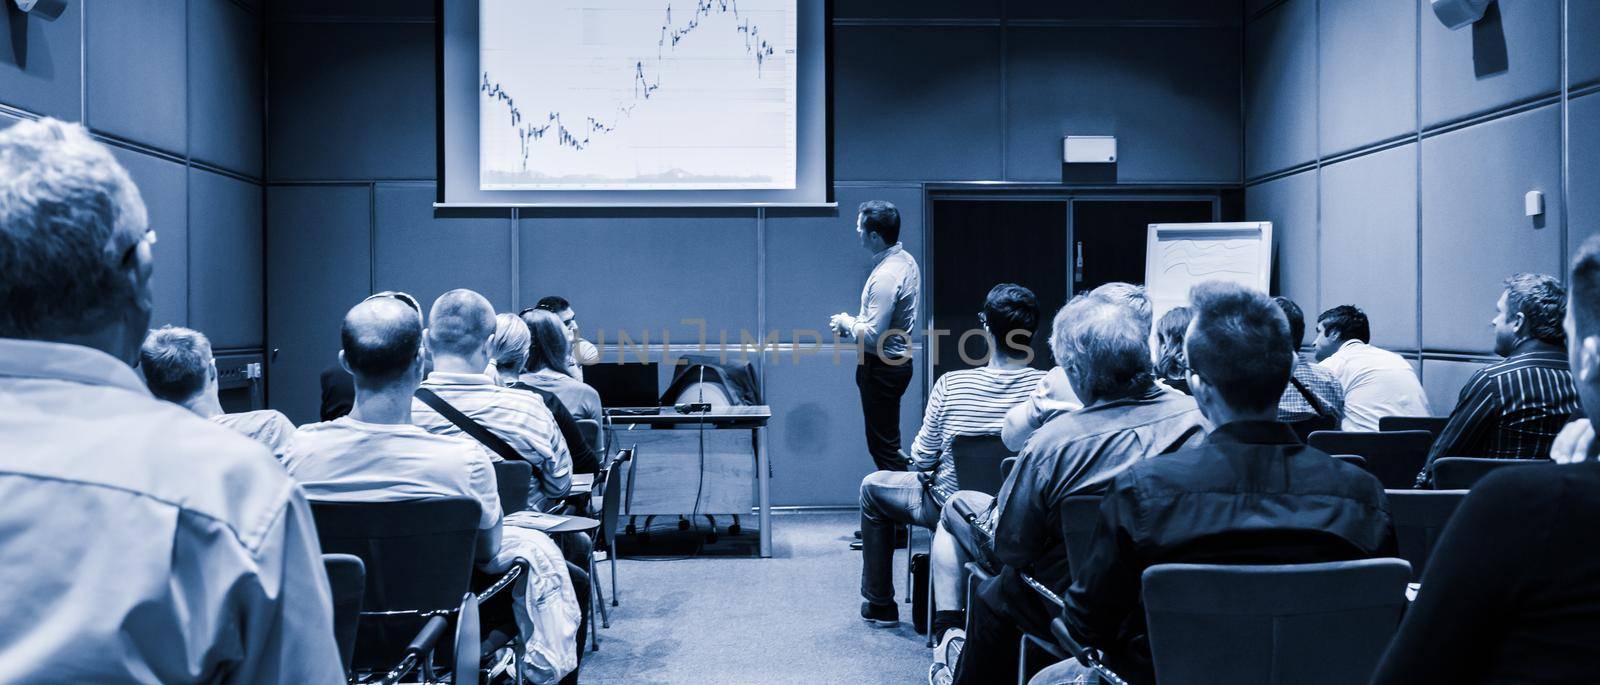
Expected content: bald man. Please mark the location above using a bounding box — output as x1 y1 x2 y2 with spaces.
284 295 583 682
411 289 573 511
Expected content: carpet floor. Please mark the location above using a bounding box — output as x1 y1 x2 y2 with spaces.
576 510 933 684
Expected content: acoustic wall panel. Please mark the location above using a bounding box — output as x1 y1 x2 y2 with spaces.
1320 143 1418 350
189 0 263 177
833 0 996 20
271 0 434 20
1319 0 1416 156
1005 27 1241 183
765 185 924 338
833 26 1002 182
1246 169 1318 317
267 21 435 181
518 212 759 345
188 169 264 349
1009 0 1239 23
86 0 186 154
1245 0 1317 178
1571 94 1600 254
0 0 80 120
265 185 372 425
1422 358 1489 418
1574 0 1600 89
112 147 188 330
1419 0 1559 128
374 183 513 314
1421 104 1562 353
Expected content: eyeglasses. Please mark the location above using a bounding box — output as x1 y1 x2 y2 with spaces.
119 228 157 268
977 312 988 327
364 290 422 315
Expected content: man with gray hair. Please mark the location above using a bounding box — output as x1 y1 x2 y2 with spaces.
0 118 342 681
140 325 298 458
934 291 1206 685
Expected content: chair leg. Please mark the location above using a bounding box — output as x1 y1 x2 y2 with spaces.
591 554 611 629
925 575 936 648
903 524 914 604
609 535 619 607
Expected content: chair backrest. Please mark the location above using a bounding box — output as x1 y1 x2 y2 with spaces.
1378 415 1449 439
1385 489 1466 579
1307 430 1434 489
576 418 604 458
950 434 1016 496
1058 495 1104 573
322 553 365 677
309 498 482 670
1432 457 1550 490
600 448 634 543
1287 415 1339 442
1331 453 1367 470
493 459 532 515
1142 558 1412 685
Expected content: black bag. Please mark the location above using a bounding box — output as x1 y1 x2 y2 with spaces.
911 552 930 635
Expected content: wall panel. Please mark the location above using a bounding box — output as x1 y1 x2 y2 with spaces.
1319 143 1417 350
0 0 81 120
266 185 372 424
1319 0 1415 156
188 169 264 349
112 147 189 329
1009 0 1239 23
86 0 186 154
374 184 513 314
833 26 1002 181
1247 170 1318 316
1574 0 1600 89
1418 0 1560 128
1421 105 1562 352
1245 0 1317 178
1571 93 1600 253
1005 27 1241 183
189 0 263 177
1422 358 1488 418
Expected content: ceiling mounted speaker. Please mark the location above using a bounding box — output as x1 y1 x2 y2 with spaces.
1431 0 1494 30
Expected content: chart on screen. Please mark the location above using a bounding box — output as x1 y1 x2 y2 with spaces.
479 0 798 191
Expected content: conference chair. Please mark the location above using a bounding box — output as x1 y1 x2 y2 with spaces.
494 459 532 516
1139 558 1411 685
596 447 635 620
1379 415 1449 441
1385 489 1467 580
323 553 365 678
1431 457 1552 490
1331 453 1368 470
951 434 1017 497
1012 496 1106 677
1288 415 1340 442
575 418 604 460
1307 430 1434 489
310 497 526 684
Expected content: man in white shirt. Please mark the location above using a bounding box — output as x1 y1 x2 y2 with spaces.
284 296 582 683
1313 305 1430 431
140 325 297 459
412 289 573 512
532 295 601 381
0 118 342 683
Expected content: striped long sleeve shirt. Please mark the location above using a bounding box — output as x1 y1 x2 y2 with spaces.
1417 342 1581 485
911 365 1047 502
412 372 573 511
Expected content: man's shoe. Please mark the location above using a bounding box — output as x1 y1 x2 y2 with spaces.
849 540 864 550
853 530 862 539
860 601 898 627
927 662 954 685
934 629 966 669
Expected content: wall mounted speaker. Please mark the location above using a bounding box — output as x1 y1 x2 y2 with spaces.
1430 0 1494 30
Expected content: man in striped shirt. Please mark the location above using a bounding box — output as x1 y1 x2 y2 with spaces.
858 284 1045 627
1416 274 1581 486
411 289 573 512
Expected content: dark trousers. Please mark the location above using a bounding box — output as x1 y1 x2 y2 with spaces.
856 355 914 472
952 572 1055 685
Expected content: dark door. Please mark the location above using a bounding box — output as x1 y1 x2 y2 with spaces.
1069 200 1215 296
929 200 1066 379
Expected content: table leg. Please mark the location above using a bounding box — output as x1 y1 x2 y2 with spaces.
756 425 772 558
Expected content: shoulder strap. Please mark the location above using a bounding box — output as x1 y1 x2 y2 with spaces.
415 388 543 480
1288 373 1334 418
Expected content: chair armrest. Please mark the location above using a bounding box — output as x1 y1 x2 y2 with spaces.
477 559 527 604
1020 572 1065 610
455 592 480 685
377 614 450 685
1048 617 1131 685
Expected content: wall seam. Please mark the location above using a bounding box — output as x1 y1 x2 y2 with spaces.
1414 0 1424 376
755 206 768 403
1314 0 1323 313
510 208 521 312
368 182 377 293
1561 0 1570 277
998 0 1008 181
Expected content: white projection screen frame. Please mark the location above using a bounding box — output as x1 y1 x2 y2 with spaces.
1143 221 1274 323
439 0 833 207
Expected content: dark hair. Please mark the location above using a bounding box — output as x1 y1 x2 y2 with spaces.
982 283 1040 359
1503 273 1566 346
1317 304 1371 344
1188 282 1294 412
139 326 211 403
1154 306 1194 382
520 308 571 374
1273 296 1306 348
857 200 900 245
342 299 423 384
535 295 570 313
1573 236 1600 336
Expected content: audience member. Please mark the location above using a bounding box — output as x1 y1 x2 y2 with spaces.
1415 274 1580 486
412 289 573 511
284 296 582 683
1373 242 1600 683
490 313 601 475
935 292 1206 685
519 308 604 425
140 325 297 458
857 284 1046 629
1313 304 1430 431
1033 282 1395 685
1000 282 1147 450
534 295 601 381
0 118 342 682
1153 306 1193 395
319 290 423 421
1272 296 1345 424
